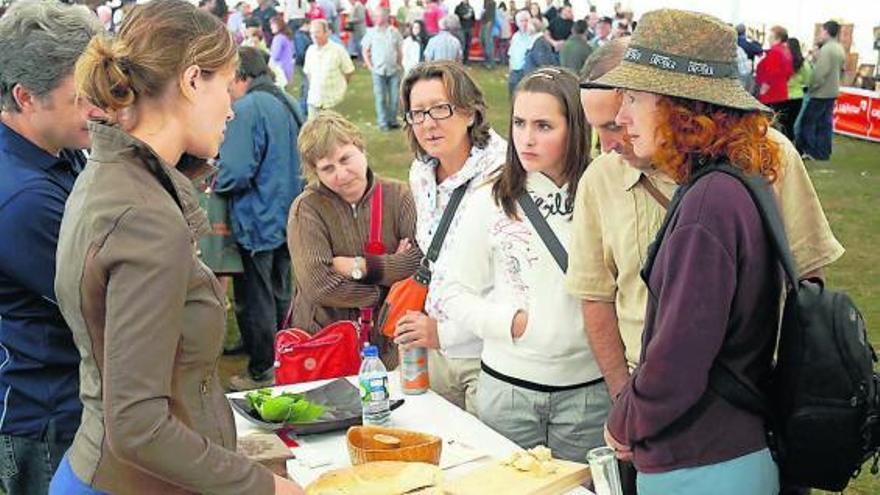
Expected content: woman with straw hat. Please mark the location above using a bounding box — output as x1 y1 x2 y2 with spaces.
586 9 782 495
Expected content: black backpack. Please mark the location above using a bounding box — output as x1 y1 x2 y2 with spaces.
646 162 880 491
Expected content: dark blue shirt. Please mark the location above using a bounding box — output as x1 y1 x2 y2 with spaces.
0 122 84 441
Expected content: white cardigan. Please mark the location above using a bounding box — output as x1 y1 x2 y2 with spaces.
440 172 602 387
409 131 508 359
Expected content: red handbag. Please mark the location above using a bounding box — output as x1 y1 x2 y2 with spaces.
274 322 362 384
274 185 385 384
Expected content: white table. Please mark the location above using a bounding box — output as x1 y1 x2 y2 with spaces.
231 374 592 494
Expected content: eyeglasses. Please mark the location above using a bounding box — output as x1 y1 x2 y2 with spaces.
405 103 455 125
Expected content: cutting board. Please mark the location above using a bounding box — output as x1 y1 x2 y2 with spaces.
444 459 591 495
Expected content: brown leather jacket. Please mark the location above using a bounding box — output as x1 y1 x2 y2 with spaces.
55 123 274 494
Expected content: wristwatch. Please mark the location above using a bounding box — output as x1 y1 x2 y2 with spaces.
351 256 365 280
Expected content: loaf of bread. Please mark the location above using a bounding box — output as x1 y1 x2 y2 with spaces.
305 461 443 495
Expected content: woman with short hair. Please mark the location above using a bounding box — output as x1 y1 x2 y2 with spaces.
288 111 421 368
394 61 508 414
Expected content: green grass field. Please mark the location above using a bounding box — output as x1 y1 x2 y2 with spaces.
229 65 880 493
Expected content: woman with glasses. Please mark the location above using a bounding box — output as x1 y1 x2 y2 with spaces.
393 61 507 415
439 67 608 462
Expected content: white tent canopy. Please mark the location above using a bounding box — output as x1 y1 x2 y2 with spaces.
589 0 879 67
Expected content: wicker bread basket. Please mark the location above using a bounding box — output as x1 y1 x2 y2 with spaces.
347 426 442 465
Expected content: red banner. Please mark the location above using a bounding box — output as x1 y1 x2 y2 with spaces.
833 88 880 142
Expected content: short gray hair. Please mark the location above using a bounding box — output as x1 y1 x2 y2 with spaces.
0 0 102 112
440 14 459 31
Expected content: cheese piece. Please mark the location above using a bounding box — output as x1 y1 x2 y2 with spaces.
529 446 552 462
512 454 536 472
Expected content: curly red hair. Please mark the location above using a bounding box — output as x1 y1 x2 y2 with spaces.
653 96 781 184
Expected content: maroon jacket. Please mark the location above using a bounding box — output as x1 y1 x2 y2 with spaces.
607 172 781 473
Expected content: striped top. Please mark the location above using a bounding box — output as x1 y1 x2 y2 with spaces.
287 172 421 361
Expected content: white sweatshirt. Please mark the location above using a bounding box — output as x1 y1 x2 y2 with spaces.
440 172 602 386
409 130 508 359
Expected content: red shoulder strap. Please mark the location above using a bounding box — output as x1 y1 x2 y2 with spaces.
364 183 385 255
370 183 383 245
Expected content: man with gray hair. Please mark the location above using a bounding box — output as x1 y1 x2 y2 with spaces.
423 14 463 62
0 1 104 493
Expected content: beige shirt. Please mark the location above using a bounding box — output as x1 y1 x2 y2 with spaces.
303 41 355 109
566 128 845 368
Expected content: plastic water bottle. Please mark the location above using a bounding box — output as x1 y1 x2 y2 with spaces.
358 345 391 426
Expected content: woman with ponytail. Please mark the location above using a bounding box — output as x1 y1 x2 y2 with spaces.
51 0 303 493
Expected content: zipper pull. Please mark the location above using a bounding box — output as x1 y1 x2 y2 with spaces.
351 203 358 219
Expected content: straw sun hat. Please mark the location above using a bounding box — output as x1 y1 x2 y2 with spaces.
584 9 770 113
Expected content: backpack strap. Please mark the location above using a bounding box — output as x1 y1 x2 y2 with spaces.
652 162 800 420
425 182 469 264
705 163 799 287
517 192 568 273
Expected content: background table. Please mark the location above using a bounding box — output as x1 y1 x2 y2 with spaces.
230 374 593 494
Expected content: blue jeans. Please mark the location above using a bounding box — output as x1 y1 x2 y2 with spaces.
49 455 107 495
371 72 401 128
637 448 779 495
0 419 72 495
797 96 836 160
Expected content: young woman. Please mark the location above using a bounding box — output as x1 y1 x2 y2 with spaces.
439 67 608 462
269 14 295 86
51 1 303 493
402 20 428 74
288 111 421 368
592 9 783 495
783 37 812 143
394 61 508 414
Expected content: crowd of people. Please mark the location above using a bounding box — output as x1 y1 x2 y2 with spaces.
738 20 848 161
0 0 851 494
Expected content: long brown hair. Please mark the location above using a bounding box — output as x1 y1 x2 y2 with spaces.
75 0 237 113
493 67 590 219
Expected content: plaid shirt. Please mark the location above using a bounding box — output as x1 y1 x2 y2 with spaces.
303 40 355 109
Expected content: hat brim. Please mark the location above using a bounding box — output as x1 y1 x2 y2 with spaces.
581 61 771 113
